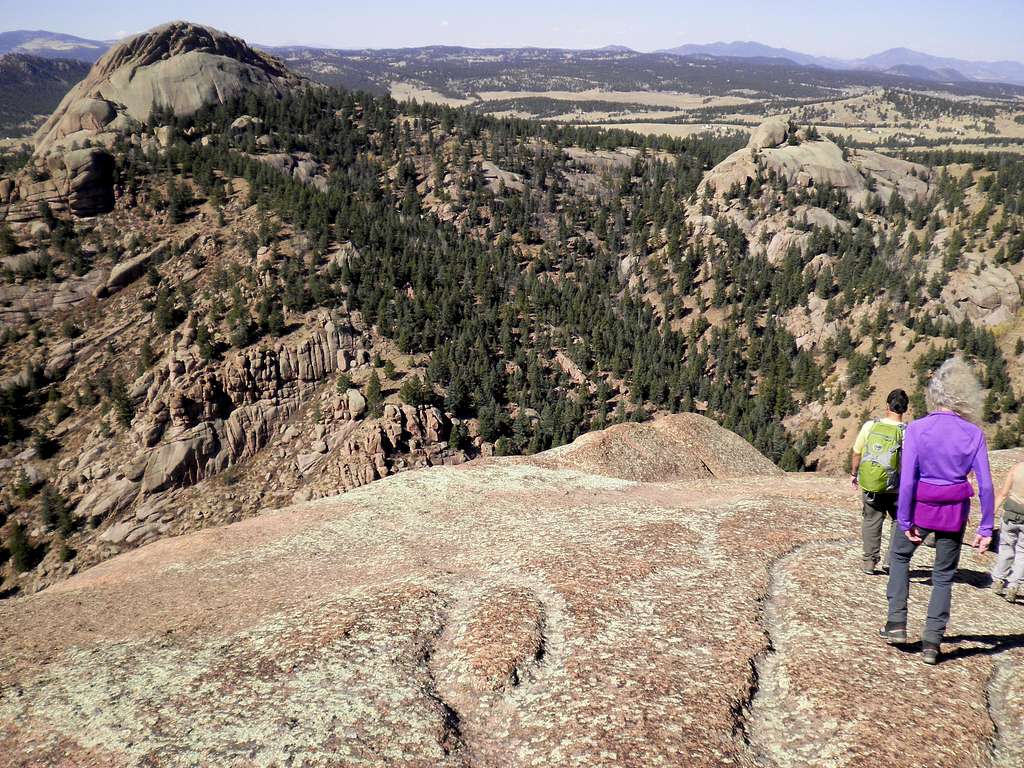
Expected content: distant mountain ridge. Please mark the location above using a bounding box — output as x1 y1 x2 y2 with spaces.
883 63 969 83
659 40 831 67
660 40 1024 85
260 44 1024 101
0 53 91 136
3 28 1024 86
0 30 110 62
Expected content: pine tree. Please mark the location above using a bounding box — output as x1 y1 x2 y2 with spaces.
110 376 134 427
139 337 155 371
14 467 33 499
154 288 179 332
167 180 193 224
32 429 59 459
7 521 33 573
365 370 383 417
196 323 216 361
0 223 17 256
40 485 73 534
399 375 430 406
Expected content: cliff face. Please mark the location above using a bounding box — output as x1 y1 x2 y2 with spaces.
2 416 1022 767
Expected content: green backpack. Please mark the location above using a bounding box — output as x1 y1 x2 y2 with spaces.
857 421 905 493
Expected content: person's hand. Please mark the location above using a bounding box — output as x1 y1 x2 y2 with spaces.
905 526 923 544
850 474 858 489
973 534 992 553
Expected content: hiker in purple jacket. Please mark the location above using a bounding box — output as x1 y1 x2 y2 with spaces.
880 357 994 665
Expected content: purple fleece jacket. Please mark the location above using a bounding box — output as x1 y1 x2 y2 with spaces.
896 412 995 537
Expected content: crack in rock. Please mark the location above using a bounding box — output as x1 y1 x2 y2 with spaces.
726 571 773 749
734 543 825 768
421 623 471 765
743 538 1024 768
986 654 1024 767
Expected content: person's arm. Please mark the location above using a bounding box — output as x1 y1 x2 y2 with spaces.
850 422 869 487
896 426 918 535
971 434 995 544
993 463 1018 516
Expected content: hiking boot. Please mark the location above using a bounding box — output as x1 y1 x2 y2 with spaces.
921 641 940 665
862 563 876 575
992 580 1006 596
879 623 907 644
1006 587 1019 604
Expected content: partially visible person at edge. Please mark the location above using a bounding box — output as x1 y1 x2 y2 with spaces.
880 357 994 666
991 459 1024 604
850 389 909 575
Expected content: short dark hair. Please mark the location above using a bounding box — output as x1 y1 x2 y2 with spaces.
887 388 909 414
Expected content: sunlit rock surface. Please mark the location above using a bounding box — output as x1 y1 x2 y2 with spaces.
2 415 1023 767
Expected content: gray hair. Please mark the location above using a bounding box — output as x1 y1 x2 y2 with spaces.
925 357 984 424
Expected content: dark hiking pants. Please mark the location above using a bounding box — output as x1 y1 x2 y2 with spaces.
862 492 897 569
886 527 964 645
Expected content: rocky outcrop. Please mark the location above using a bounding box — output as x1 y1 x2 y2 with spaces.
0 268 108 323
3 421 1022 766
141 421 222 493
699 117 931 210
314 402 454 491
130 313 357 496
250 151 329 192
747 116 789 150
785 294 841 350
8 147 116 218
50 298 443 546
764 227 811 264
74 477 140 520
1 21 303 221
942 265 1022 326
531 412 782 482
98 242 168 296
765 140 867 193
852 149 932 205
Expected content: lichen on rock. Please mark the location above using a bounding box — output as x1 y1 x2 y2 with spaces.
4 422 1021 765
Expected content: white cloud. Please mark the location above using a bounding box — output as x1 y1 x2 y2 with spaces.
439 20 449 27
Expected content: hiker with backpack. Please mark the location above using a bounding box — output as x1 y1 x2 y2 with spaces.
851 389 909 575
991 460 1024 604
880 358 994 665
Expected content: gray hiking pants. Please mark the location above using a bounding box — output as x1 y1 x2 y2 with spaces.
886 527 964 645
992 521 1024 588
862 492 897 568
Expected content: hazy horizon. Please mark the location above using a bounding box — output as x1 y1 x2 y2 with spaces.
1 0 1022 63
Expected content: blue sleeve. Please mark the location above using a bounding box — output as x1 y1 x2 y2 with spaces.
896 427 918 531
973 434 995 537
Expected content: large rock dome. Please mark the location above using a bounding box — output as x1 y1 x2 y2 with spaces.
2 21 303 219
34 21 301 156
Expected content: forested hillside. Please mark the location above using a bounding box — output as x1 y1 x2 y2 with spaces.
1 43 1023 594
145 90 1024 463
0 54 89 136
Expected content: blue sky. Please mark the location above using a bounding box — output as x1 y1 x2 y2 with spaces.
2 0 1022 61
